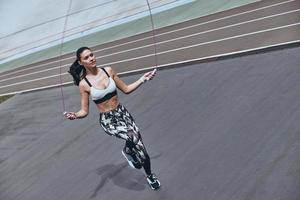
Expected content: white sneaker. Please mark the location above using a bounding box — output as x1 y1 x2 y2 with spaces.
146 174 161 190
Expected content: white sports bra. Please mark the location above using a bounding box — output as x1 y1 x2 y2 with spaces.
84 68 117 104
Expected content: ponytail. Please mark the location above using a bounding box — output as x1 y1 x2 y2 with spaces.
68 60 86 86
68 46 91 86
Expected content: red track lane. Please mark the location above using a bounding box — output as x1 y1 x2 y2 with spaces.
0 0 299 96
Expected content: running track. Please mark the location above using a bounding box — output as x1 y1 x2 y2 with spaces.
0 0 299 96
1 0 300 199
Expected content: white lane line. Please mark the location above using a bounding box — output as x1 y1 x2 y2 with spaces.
1 7 299 84
94 0 296 52
0 74 66 89
101 22 300 66
0 67 62 83
0 0 295 78
1 22 299 89
1 39 299 97
0 83 74 96
94 9 300 59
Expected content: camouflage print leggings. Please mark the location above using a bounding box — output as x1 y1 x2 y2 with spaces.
99 104 148 160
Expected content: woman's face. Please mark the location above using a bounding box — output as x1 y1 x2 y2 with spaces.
79 49 97 68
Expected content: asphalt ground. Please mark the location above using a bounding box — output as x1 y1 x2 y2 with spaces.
0 0 300 199
0 0 299 96
0 45 300 200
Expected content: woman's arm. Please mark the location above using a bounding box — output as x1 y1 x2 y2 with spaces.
76 83 90 118
65 82 89 120
108 67 156 94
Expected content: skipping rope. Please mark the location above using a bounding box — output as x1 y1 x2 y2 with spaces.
58 0 73 114
58 0 159 114
145 0 159 71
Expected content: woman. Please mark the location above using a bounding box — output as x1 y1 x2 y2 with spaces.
64 47 160 190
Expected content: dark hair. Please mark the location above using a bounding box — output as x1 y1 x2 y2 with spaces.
68 47 91 86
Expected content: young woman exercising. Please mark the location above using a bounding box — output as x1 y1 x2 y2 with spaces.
64 47 160 190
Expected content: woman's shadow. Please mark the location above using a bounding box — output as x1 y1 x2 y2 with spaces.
90 153 161 199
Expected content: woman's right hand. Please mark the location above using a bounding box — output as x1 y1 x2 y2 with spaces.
64 112 77 120
140 69 157 83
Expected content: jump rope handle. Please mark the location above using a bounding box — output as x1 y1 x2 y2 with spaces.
146 68 157 82
63 111 76 119
63 111 69 118
151 68 157 75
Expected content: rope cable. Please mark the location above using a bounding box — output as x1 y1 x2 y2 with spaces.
59 0 73 113
145 0 159 69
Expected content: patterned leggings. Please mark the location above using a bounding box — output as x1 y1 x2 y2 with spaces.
99 104 151 174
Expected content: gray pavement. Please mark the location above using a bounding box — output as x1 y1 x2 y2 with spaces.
0 46 300 200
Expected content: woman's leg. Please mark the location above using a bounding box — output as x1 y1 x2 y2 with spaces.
124 131 152 175
142 153 152 176
100 105 160 189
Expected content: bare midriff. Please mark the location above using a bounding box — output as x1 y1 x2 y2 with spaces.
96 95 120 113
